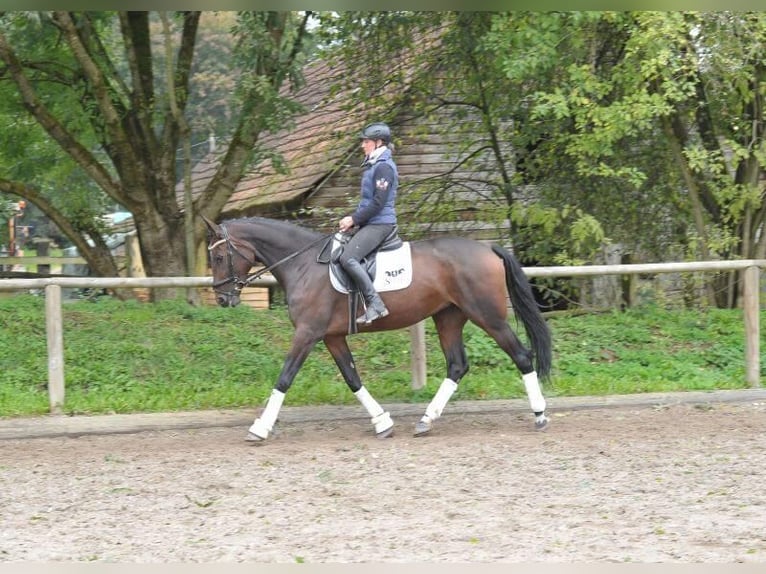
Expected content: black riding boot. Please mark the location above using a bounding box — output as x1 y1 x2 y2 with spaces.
343 259 389 324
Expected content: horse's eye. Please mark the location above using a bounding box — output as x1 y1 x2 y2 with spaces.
214 254 223 264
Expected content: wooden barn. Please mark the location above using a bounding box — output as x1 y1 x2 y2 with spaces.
188 52 515 309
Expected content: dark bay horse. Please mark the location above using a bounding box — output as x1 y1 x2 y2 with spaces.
203 215 552 442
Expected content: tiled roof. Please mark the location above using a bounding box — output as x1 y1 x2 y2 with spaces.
184 56 375 218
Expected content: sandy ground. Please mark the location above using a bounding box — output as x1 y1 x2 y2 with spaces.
1 400 765 563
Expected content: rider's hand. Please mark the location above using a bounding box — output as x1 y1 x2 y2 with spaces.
339 216 354 232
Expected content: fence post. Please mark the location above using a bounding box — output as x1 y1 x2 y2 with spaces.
45 284 65 413
743 265 761 388
410 321 427 390
34 238 51 275
620 253 636 309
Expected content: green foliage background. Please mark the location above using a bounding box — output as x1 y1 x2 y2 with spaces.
0 294 761 417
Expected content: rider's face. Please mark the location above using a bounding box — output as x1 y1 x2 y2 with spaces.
361 138 377 156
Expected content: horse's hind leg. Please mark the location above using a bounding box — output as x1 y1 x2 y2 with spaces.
481 320 548 430
414 306 469 437
324 334 394 438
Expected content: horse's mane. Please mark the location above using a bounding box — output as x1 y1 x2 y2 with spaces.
225 216 323 244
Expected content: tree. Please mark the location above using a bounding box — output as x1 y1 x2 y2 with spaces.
0 11 312 300
491 11 766 307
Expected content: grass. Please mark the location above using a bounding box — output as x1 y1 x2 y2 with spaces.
0 294 762 417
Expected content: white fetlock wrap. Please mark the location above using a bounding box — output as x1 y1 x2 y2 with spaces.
371 411 394 434
522 371 546 414
355 386 393 433
249 389 285 439
422 378 458 423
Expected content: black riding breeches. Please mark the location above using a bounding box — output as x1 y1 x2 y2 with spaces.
338 224 395 269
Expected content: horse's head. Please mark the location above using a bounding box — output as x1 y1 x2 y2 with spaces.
203 216 255 308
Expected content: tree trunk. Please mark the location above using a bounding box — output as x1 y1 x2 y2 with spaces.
133 209 187 302
660 114 722 306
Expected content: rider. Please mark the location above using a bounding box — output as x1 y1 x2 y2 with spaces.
338 121 399 324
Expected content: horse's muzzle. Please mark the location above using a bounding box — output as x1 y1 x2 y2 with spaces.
216 293 241 308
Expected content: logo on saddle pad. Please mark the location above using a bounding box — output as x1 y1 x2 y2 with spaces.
329 238 413 294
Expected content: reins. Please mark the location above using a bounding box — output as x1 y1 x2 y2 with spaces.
209 224 332 293
243 233 331 284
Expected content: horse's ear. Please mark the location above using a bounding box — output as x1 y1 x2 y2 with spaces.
201 215 221 237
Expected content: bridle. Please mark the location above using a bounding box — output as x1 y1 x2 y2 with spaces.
208 224 254 297
208 223 333 298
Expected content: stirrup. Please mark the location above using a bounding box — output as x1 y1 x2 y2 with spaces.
357 304 389 324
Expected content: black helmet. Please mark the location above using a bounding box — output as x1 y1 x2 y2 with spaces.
360 122 391 144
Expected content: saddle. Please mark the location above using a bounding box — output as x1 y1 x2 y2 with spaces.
317 226 413 334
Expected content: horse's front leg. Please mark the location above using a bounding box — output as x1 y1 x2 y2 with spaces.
247 330 319 443
324 334 394 438
414 306 467 437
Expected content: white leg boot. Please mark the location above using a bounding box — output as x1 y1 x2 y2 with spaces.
248 389 285 441
414 378 458 436
355 386 394 437
522 371 548 430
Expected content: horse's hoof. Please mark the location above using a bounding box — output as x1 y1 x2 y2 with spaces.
371 412 393 438
413 419 432 437
535 416 549 431
246 431 267 444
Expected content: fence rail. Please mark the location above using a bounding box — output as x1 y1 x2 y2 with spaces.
0 256 88 266
1 259 763 414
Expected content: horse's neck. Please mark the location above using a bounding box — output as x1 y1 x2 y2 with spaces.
238 219 320 283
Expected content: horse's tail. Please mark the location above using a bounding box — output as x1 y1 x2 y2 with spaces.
491 244 552 381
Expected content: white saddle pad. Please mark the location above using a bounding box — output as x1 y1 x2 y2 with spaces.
330 241 413 294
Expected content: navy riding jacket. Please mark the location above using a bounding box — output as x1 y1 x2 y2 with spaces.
351 148 398 226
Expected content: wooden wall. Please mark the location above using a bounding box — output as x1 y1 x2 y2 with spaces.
299 111 513 247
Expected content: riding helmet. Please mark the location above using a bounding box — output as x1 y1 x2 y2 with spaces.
360 122 392 144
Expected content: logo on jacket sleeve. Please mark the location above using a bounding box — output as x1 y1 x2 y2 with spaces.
375 178 390 191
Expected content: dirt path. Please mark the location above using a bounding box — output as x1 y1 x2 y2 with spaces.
1 400 765 563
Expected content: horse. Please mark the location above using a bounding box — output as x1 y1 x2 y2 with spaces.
203 215 552 443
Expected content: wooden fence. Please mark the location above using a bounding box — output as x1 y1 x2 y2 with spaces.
0 259 763 414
